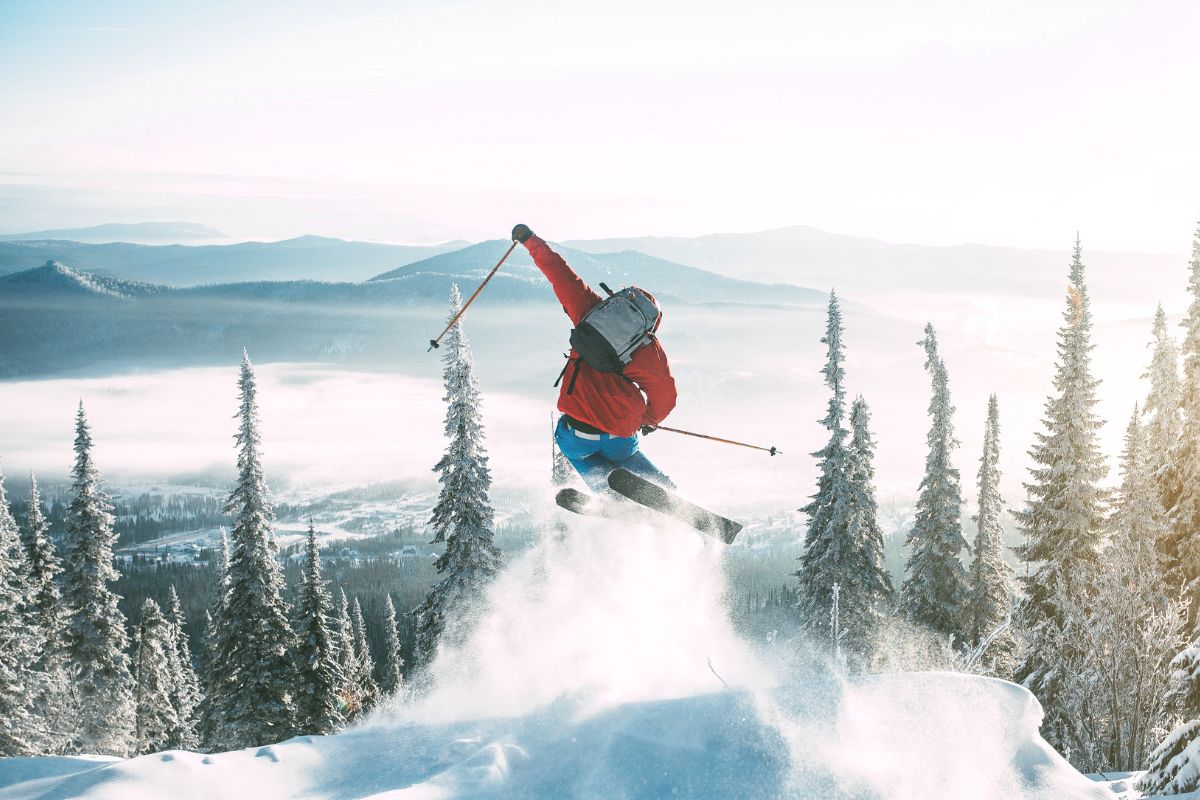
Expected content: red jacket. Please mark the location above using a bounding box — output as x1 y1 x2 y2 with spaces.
524 235 677 437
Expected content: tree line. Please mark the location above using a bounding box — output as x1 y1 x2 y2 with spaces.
793 223 1200 791
0 286 502 756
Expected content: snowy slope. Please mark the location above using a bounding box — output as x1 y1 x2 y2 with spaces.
0 674 1112 800
0 511 1118 800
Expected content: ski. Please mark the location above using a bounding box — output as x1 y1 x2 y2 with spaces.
555 487 625 519
606 468 743 544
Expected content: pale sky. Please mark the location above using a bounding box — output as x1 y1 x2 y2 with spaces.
0 0 1197 250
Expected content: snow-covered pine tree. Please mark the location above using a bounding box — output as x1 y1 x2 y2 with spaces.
20 473 79 755
794 292 854 647
1053 409 1185 773
380 595 405 698
351 597 379 713
1013 235 1109 753
412 285 502 666
837 397 895 658
62 404 136 756
292 522 344 736
195 528 229 750
164 586 200 750
335 588 361 717
209 353 298 749
0 463 40 756
968 395 1017 677
1163 223 1200 627
133 598 181 755
901 323 970 641
194 609 220 750
1143 304 1183 531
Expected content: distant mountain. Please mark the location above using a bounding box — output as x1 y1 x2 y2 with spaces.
0 221 227 244
0 253 841 380
564 225 1186 309
0 260 165 299
0 236 466 286
369 240 828 306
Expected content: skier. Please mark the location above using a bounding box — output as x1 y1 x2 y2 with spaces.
512 223 677 493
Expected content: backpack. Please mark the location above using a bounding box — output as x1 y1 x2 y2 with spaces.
555 283 662 395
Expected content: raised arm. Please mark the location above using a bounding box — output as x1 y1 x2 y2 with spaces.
513 225 601 325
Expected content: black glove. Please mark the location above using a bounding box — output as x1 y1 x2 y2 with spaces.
640 425 657 436
511 223 534 243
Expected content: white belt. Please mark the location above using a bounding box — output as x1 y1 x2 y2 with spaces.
569 428 603 440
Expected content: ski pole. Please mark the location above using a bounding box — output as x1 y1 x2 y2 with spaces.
654 425 781 456
428 240 519 351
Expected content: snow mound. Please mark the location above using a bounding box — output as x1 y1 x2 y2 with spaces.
0 674 1112 800
0 511 1115 799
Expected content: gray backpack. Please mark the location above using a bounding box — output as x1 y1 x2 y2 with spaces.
556 283 662 394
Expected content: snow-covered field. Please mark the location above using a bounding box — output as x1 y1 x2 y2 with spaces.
0 511 1127 799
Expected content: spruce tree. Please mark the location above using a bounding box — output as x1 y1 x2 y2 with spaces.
902 323 970 640
1143 305 1183 528
293 522 344 735
413 286 502 665
837 397 895 657
968 395 1017 677
335 588 361 717
0 463 40 756
21 475 65 654
195 528 229 750
351 598 379 713
165 586 200 750
1164 222 1200 626
1013 235 1109 752
21 473 78 754
794 293 853 645
209 353 298 749
380 595 405 697
195 609 220 750
62 404 135 756
133 598 181 755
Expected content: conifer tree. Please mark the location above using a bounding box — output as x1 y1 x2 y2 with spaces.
1143 305 1183 527
20 473 78 754
1164 223 1200 626
133 598 181 755
837 397 895 657
195 609 220 750
334 588 361 717
794 293 853 644
902 323 970 640
21 475 64 652
164 586 200 750
209 353 298 749
195 528 228 750
0 464 40 756
1014 236 1109 752
62 404 135 756
968 395 1017 677
351 598 379 713
413 286 502 665
293 522 344 735
380 595 405 698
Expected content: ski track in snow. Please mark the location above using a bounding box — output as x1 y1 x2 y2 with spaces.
0 504 1119 799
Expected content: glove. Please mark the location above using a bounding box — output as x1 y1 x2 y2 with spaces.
640 425 657 436
511 224 534 243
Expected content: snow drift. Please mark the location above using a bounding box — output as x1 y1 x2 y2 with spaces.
0 510 1113 799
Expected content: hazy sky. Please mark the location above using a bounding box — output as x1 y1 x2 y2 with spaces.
1 0 1197 249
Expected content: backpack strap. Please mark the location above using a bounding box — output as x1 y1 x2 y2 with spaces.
598 282 615 297
552 355 585 396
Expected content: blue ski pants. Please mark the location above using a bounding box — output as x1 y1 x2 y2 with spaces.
554 416 675 493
